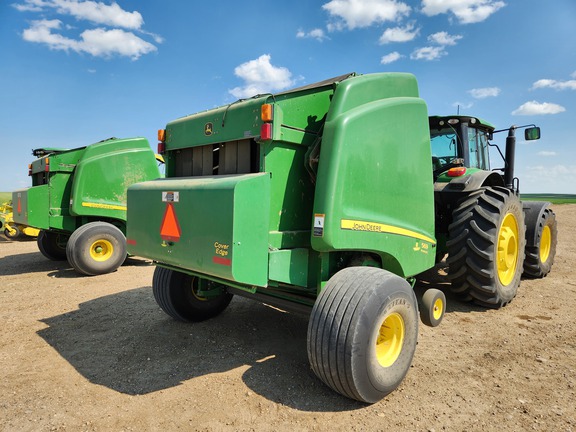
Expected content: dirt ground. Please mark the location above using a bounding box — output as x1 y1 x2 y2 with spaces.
1 205 575 432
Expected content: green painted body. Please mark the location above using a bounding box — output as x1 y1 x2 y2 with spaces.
127 73 437 302
13 137 161 234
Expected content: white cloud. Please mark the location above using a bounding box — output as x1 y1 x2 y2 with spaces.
572 71 576 78
15 1 160 60
22 19 157 59
323 0 411 30
421 0 506 24
452 101 474 110
537 151 557 156
512 101 566 116
14 0 144 29
428 31 462 46
381 51 403 64
379 22 419 44
531 78 576 91
296 28 328 42
229 55 295 99
468 87 501 98
410 46 446 61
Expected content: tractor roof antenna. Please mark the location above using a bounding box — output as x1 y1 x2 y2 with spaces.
457 104 460 115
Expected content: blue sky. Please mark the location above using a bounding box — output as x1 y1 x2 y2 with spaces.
1 0 575 193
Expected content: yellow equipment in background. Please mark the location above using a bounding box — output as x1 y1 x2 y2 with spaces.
0 202 40 239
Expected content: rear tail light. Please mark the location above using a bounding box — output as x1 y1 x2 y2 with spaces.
260 123 273 141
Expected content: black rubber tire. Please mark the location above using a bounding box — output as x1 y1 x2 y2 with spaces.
37 230 68 261
523 204 557 278
419 288 446 327
152 266 233 322
447 187 526 308
307 267 419 403
4 225 21 239
66 222 126 276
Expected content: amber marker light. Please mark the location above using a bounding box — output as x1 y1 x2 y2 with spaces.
157 129 166 154
261 104 273 122
447 167 467 177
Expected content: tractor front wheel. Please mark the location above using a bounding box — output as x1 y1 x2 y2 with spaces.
307 267 419 403
37 230 68 261
66 222 126 275
447 187 526 308
152 266 233 322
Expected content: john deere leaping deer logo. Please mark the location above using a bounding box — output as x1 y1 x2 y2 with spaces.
204 122 213 136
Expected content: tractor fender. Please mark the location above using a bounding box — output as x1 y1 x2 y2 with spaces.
441 170 504 192
522 201 552 244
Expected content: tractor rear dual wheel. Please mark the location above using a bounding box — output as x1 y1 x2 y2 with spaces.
447 186 526 308
66 222 126 276
307 267 419 403
523 204 557 278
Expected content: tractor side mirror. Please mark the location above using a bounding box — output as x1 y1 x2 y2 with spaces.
525 126 541 141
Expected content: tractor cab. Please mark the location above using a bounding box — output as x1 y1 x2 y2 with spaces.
429 115 494 176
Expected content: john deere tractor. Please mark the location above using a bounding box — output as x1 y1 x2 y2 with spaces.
429 115 557 307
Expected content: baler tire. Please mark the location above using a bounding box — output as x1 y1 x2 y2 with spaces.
307 267 418 403
523 206 557 278
447 187 526 308
419 288 446 327
4 226 21 239
152 266 233 322
37 230 68 261
66 222 126 276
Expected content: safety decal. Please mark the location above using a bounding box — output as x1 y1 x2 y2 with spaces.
313 214 325 237
160 202 181 242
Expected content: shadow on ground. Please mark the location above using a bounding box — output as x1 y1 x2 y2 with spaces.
37 289 365 412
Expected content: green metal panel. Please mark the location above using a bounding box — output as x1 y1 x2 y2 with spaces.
12 186 50 229
268 248 309 287
127 173 270 287
311 74 436 277
70 137 160 221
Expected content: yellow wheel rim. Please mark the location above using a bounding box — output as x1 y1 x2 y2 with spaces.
497 213 519 286
190 278 208 302
540 225 551 263
89 239 114 262
432 298 444 321
376 312 404 368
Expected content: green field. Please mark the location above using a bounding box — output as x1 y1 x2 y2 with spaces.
0 192 11 204
521 194 576 204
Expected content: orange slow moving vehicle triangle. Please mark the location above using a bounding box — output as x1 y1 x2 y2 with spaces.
160 202 181 242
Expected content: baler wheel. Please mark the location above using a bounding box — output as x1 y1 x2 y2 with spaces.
66 222 126 275
523 204 557 278
37 230 68 261
307 267 418 403
447 187 525 308
152 266 233 322
419 288 446 327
